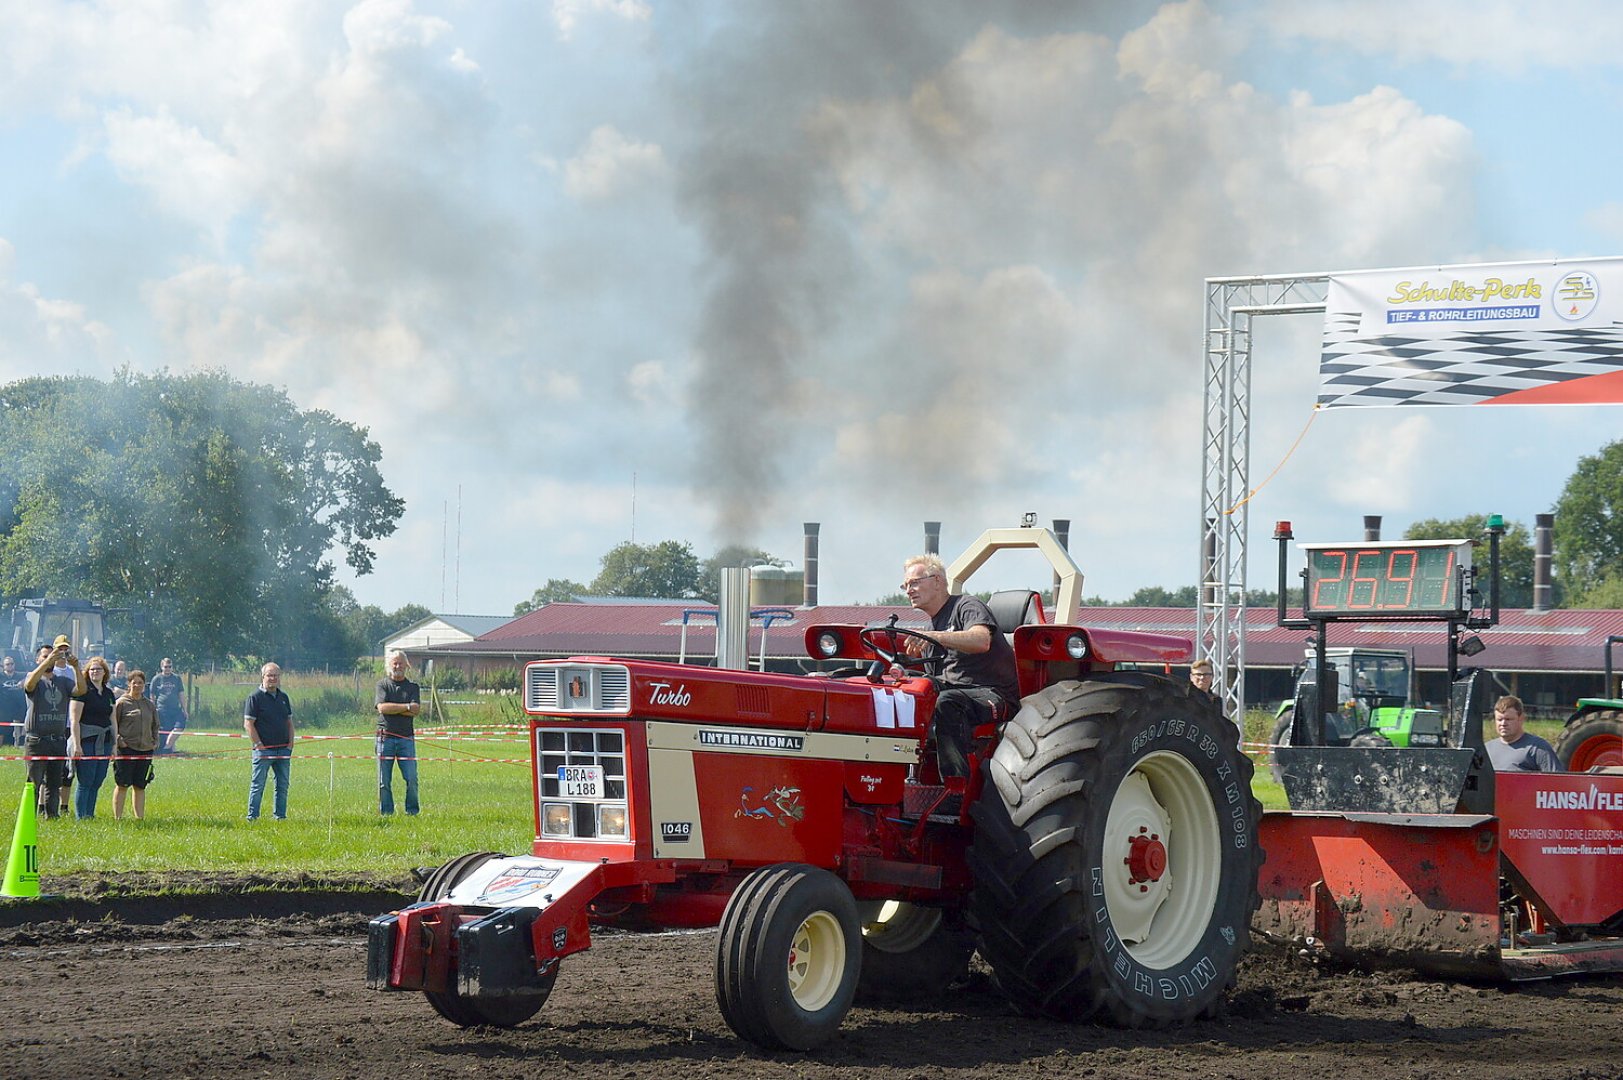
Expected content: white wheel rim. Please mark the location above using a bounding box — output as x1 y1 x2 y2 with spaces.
787 910 846 1011
1101 750 1222 968
858 900 943 954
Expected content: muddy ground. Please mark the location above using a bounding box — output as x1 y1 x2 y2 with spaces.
0 875 1618 1080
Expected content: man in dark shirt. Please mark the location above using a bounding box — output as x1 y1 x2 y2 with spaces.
150 657 188 754
23 636 87 817
375 650 422 815
0 655 27 746
243 662 295 821
898 554 1021 779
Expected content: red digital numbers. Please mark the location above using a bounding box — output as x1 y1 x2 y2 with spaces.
1307 545 1459 615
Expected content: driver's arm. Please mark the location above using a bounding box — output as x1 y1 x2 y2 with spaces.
918 623 992 655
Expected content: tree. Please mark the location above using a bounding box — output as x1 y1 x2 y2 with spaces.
1554 439 1623 603
589 540 702 598
1404 515 1536 609
1123 585 1199 607
514 578 590 615
0 370 404 667
698 545 784 604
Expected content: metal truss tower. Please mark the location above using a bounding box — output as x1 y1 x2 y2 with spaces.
1200 273 1328 723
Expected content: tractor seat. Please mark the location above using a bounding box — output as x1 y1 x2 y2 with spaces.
986 589 1044 638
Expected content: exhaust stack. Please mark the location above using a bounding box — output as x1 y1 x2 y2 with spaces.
717 567 750 670
803 522 819 607
1534 513 1553 612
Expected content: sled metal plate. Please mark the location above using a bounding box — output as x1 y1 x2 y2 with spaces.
1275 746 1480 814
1255 811 1502 978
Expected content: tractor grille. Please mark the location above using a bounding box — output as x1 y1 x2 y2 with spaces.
526 663 631 714
536 727 629 841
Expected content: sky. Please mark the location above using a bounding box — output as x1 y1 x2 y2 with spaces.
4 0 1623 617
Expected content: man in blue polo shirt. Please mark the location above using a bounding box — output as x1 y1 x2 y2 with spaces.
243 662 295 821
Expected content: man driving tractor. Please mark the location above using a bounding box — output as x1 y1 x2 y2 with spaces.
897 553 1021 779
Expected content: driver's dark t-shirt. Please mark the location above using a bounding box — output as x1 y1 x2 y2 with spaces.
931 595 1020 705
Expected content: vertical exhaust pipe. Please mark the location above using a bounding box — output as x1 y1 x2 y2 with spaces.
717 567 750 670
1533 513 1554 612
802 522 819 607
924 521 940 556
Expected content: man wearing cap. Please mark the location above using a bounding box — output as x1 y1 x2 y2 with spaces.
23 635 87 818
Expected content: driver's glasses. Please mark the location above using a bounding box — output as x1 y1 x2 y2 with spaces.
901 573 936 592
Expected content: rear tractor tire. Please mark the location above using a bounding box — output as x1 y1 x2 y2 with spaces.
1553 709 1623 772
419 852 556 1029
854 900 974 1002
715 863 862 1050
970 674 1262 1027
1268 709 1293 782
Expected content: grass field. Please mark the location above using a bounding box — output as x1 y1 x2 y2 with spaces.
0 726 535 880
0 702 1564 880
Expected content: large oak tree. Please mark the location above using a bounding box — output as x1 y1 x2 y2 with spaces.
0 370 403 667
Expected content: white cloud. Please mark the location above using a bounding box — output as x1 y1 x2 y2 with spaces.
1260 0 1623 70
102 107 254 246
551 0 651 43
563 125 668 201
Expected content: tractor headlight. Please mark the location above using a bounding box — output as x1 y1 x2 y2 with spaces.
816 631 842 658
542 802 573 837
1065 633 1088 660
597 804 628 838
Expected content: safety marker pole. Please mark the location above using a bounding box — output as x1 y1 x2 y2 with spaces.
2 782 40 899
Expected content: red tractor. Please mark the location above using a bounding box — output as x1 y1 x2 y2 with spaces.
366 527 1263 1049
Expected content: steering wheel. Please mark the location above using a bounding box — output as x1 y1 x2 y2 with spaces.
858 623 946 682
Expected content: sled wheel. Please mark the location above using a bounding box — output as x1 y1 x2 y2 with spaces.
715 863 861 1050
970 673 1262 1027
1554 709 1623 771
419 852 555 1029
854 900 974 1002
1268 709 1293 782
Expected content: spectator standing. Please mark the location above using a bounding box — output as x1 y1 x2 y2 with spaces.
1485 695 1560 772
22 635 86 818
69 657 118 819
112 669 159 820
1189 658 1219 701
243 663 294 821
109 660 130 694
0 655 26 746
375 650 422 816
149 657 188 754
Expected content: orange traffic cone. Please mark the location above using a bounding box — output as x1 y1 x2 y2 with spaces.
2 782 40 899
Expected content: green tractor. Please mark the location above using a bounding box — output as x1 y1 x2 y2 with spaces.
1551 634 1623 772
1270 647 1447 766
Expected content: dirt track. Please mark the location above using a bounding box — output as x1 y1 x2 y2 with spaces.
0 880 1619 1080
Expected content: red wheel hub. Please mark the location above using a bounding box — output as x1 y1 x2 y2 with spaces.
1125 832 1167 885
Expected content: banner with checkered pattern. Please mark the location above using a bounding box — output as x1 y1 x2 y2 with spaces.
1319 258 1623 408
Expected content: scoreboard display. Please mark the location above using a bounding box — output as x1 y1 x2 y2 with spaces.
1300 539 1474 618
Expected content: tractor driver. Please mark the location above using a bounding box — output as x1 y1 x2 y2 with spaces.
898 554 1021 780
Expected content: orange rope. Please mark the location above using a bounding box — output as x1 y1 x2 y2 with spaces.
1223 406 1320 515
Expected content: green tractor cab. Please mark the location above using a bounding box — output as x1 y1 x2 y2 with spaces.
1272 648 1448 762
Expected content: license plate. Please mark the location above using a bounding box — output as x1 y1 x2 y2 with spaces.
558 764 604 798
